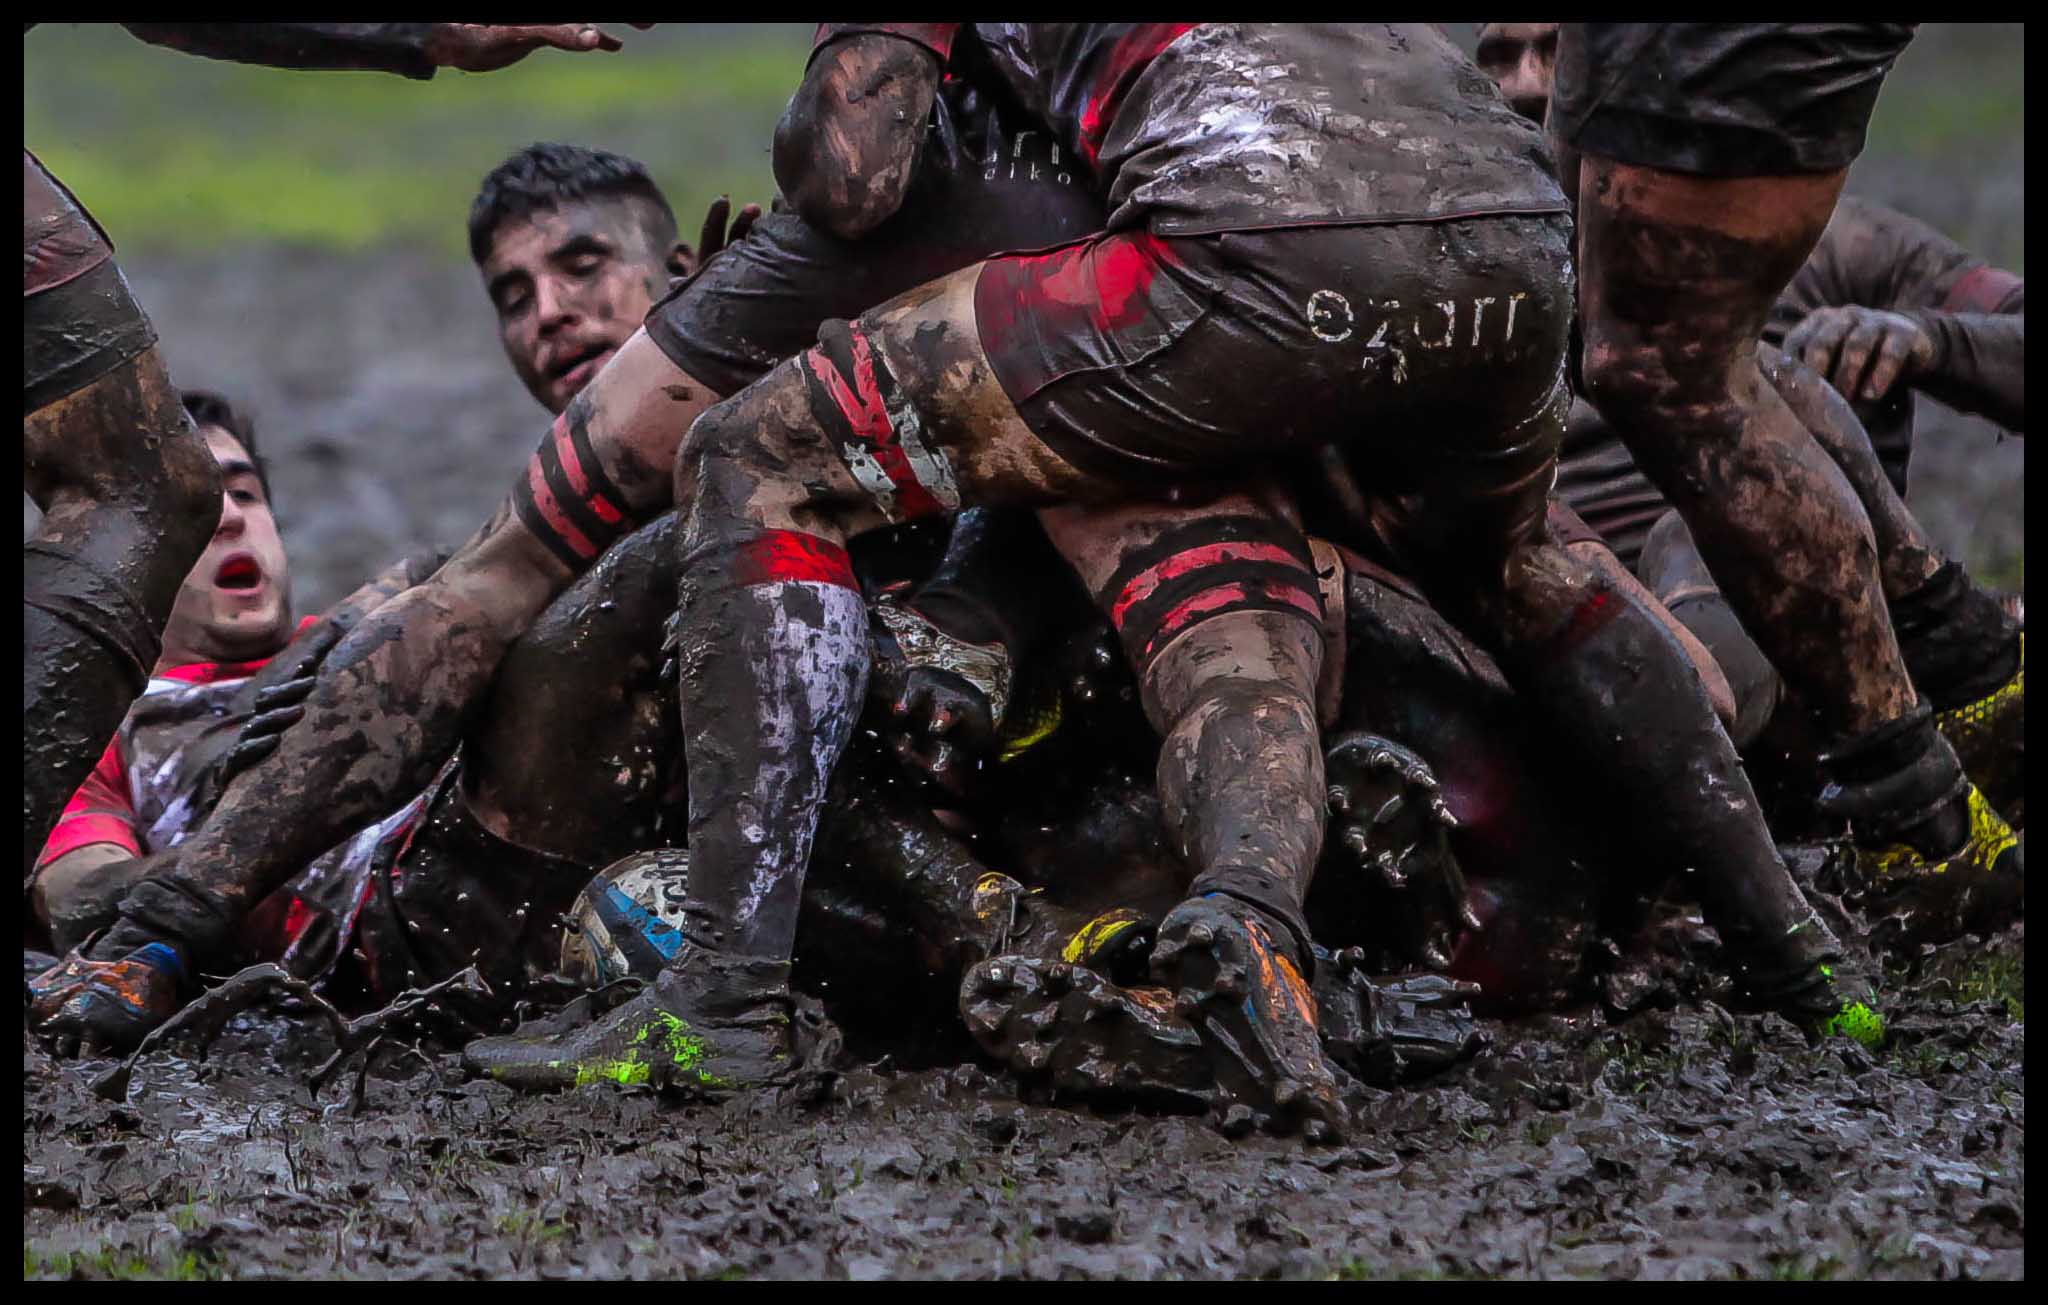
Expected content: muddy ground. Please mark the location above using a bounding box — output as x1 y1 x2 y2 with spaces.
24 918 2023 1281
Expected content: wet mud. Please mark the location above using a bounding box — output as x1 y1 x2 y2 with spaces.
25 922 2020 1280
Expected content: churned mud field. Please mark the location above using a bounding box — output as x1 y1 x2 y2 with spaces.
25 922 2021 1280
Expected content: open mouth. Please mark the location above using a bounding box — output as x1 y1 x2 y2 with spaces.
550 343 612 385
215 555 262 591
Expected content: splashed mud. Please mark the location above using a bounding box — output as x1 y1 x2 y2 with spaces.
25 924 2019 1280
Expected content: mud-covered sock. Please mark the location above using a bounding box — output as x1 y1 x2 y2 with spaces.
672 528 870 961
1816 702 1972 858
1890 561 2021 711
1510 583 1820 964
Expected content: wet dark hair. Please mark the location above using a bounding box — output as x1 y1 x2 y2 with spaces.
468 142 679 265
181 389 271 498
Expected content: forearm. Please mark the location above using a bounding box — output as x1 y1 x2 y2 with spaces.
34 844 160 954
121 23 442 79
1911 310 2024 432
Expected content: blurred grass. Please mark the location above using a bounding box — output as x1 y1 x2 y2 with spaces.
25 23 810 254
30 23 2021 268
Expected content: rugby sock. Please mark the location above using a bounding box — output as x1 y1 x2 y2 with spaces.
671 529 870 961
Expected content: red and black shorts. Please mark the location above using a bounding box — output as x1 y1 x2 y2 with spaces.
644 80 1105 398
974 213 1576 564
24 150 158 416
1552 23 1916 178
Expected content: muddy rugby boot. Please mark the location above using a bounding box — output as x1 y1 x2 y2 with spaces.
960 957 1212 1108
1725 911 1887 1051
1313 949 1487 1086
973 871 1157 982
1324 731 1478 971
1929 635 2024 826
27 942 186 1055
1845 789 2023 947
464 950 812 1094
1890 560 2024 821
1150 895 1348 1142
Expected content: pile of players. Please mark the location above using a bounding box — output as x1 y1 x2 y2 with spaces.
26 23 2023 1142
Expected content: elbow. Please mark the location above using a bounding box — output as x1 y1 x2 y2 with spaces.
773 107 917 241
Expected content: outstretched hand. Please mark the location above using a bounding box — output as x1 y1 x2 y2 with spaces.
423 24 624 73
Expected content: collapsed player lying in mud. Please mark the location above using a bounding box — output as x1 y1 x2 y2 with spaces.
36 27 1904 1145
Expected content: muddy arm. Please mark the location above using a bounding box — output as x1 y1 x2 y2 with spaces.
1909 309 2023 433
121 24 445 78
774 29 948 240
119 23 621 79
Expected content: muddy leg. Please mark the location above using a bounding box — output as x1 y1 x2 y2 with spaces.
1574 158 1976 871
1759 345 2022 720
25 352 220 877
1044 494 1345 1139
461 512 684 865
1479 534 1880 1044
462 266 1108 1092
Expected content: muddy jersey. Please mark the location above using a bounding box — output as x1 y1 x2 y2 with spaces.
817 23 1568 235
1558 196 2025 570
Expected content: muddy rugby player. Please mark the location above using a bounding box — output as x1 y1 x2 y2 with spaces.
28 25 1982 1130
464 24 1879 1137
1542 24 2021 930
24 23 627 879
1479 22 2025 930
27 149 754 1011
38 24 1893 1140
25 95 1154 1033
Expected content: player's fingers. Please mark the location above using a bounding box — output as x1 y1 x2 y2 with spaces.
1861 325 1915 401
1833 316 1887 400
697 195 733 261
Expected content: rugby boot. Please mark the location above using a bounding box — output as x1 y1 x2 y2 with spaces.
1313 947 1487 1086
974 870 1156 984
1324 731 1476 971
959 957 1212 1109
27 942 186 1056
1149 894 1348 1143
1724 908 1887 1050
1819 702 2022 944
1930 635 2024 826
463 949 813 1094
1892 562 2024 821
1845 790 2023 947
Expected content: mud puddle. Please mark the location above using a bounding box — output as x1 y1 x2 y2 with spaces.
24 925 2021 1280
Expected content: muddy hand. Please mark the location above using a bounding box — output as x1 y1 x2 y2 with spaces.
1782 304 1935 404
28 943 184 1057
694 195 763 266
1325 731 1477 971
891 667 997 798
423 24 623 72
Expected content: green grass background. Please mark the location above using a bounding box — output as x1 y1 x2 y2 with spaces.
25 23 2021 268
25 24 812 255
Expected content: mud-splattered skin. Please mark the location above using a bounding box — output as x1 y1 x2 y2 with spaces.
461 512 682 864
480 200 687 417
81 331 705 973
25 352 222 879
775 34 943 241
1569 158 1917 741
